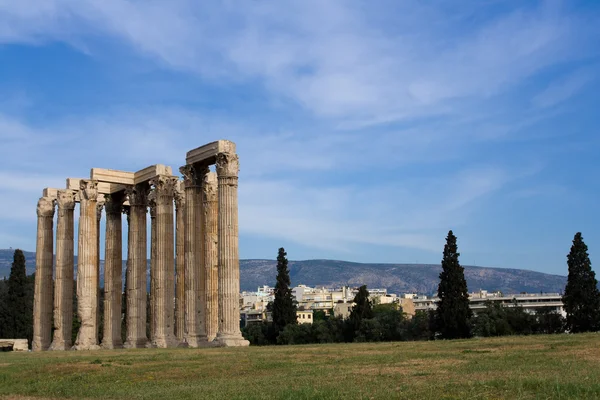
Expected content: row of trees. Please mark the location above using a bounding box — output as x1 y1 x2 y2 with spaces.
243 231 600 345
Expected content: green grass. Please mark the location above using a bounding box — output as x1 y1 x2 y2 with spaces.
1 333 600 399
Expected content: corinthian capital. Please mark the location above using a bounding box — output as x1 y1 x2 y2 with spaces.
150 175 179 197
56 190 76 210
125 183 148 207
79 179 98 201
216 153 239 178
202 172 218 202
36 197 55 218
174 180 185 210
104 192 124 216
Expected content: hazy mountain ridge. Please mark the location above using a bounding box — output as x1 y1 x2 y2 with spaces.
1 249 566 295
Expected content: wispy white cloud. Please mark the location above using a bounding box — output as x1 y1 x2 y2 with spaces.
0 1 597 126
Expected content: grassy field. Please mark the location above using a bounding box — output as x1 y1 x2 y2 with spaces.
1 333 600 400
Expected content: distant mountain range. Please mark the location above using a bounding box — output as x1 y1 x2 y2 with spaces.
0 249 567 295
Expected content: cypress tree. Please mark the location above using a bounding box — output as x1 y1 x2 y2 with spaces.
272 248 297 336
0 278 8 337
435 230 472 339
7 249 33 340
563 232 600 333
349 285 373 337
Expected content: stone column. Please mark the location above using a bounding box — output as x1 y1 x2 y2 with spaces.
73 180 101 350
174 181 186 341
101 192 124 349
203 172 219 341
96 197 104 343
32 196 55 351
148 191 157 343
124 183 149 348
150 176 179 348
215 153 248 347
50 190 76 351
181 165 205 347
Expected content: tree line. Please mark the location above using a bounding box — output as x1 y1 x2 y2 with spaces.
242 232 600 345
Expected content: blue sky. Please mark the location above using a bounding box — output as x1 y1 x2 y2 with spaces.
0 1 599 276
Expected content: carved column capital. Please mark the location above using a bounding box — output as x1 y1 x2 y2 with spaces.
105 192 125 216
79 180 99 201
174 180 185 210
202 172 218 202
180 164 208 188
125 184 148 207
96 196 105 221
56 190 76 211
37 197 55 218
150 175 179 206
216 153 239 178
148 189 157 219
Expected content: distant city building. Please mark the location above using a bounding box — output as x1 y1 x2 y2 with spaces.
413 290 565 316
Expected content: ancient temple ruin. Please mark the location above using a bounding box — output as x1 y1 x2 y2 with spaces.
32 140 249 350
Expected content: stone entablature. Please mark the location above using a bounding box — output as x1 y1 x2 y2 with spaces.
33 140 248 351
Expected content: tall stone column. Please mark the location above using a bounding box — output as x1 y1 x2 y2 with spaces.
174 181 186 341
32 196 55 351
50 190 76 351
101 192 124 349
150 176 179 348
148 191 157 343
203 172 219 341
96 197 104 343
73 180 101 350
215 153 248 347
124 183 149 348
181 165 206 347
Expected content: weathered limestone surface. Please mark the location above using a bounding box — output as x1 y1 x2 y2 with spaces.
203 172 219 341
174 181 186 341
91 168 135 185
124 183 149 349
0 339 29 351
148 190 157 343
134 165 173 185
181 165 204 347
215 153 248 347
101 192 124 349
32 196 55 352
96 196 104 343
186 140 236 166
151 176 180 348
73 180 101 350
50 190 76 351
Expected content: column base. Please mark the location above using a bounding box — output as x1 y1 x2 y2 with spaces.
214 335 250 347
123 338 149 349
101 341 124 350
151 336 181 349
49 341 72 351
71 343 101 351
183 336 211 348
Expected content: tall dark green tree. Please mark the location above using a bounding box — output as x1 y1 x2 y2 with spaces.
563 232 600 333
0 278 8 338
348 285 373 340
6 249 33 342
435 230 472 339
272 248 297 335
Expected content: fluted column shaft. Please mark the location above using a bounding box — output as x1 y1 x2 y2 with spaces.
96 198 104 343
50 190 75 351
101 193 124 349
181 165 205 347
215 153 248 346
174 182 185 341
151 176 179 348
33 196 55 351
149 193 156 343
73 180 101 350
203 172 219 341
124 183 149 348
